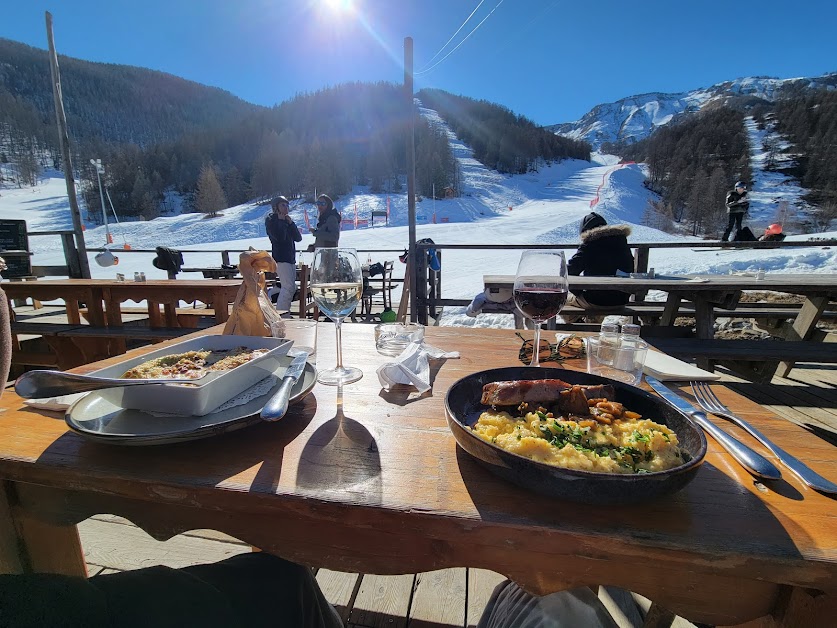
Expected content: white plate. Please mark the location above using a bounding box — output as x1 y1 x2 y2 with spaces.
65 354 317 445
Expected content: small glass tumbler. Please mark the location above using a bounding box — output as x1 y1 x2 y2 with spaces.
281 319 318 365
585 336 648 386
375 323 424 356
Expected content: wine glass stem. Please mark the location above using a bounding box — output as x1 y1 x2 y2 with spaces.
334 317 344 369
530 322 541 367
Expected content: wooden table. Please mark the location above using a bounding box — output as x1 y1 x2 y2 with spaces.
485 273 837 374
1 325 835 626
3 279 110 367
100 279 240 328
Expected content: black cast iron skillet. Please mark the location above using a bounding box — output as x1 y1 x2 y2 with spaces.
445 367 707 504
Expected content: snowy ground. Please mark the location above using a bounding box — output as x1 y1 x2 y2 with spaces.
1 107 835 328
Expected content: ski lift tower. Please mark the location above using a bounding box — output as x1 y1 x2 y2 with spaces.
90 158 111 244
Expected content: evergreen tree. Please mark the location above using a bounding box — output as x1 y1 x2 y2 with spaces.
195 164 227 217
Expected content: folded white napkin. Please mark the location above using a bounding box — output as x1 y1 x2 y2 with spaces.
377 340 459 393
643 351 720 381
23 392 88 411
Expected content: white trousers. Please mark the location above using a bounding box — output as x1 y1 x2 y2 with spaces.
275 262 296 312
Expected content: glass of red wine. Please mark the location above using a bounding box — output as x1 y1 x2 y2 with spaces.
513 250 568 367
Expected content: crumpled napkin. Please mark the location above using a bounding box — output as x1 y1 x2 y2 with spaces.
376 340 459 393
23 392 88 411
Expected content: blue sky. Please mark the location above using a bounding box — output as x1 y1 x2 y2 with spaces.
2 0 836 125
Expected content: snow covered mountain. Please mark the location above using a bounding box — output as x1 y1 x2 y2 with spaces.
549 73 837 149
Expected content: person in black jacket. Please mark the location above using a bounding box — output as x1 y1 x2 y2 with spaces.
566 212 634 318
265 196 302 312
722 181 749 242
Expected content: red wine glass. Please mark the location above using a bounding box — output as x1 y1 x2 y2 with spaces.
513 250 568 367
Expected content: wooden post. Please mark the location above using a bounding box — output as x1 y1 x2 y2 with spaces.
45 12 91 279
405 37 416 323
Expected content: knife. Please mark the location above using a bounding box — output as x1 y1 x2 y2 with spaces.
646 376 782 481
260 352 309 422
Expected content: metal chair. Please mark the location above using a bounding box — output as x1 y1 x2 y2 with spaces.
362 261 394 316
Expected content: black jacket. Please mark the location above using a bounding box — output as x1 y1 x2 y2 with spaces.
725 189 749 214
265 212 302 264
567 224 634 306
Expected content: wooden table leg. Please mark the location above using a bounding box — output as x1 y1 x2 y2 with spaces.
0 481 86 577
147 301 163 328
693 297 716 371
775 295 829 378
212 295 230 324
163 302 179 327
103 288 127 356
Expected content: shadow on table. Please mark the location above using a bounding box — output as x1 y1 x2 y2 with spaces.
295 384 382 505
455 445 808 560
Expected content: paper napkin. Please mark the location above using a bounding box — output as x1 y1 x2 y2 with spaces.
377 340 459 393
23 392 88 411
643 351 720 381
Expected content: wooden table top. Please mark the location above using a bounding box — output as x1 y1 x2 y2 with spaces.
484 273 837 294
0 324 835 623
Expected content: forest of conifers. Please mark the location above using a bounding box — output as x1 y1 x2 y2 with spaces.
0 38 586 221
617 88 837 235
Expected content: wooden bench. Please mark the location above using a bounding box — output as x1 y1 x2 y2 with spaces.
648 337 837 382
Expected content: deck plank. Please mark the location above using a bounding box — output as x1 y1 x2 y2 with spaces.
349 574 415 628
78 518 248 571
316 568 362 624
466 569 506 627
409 567 467 627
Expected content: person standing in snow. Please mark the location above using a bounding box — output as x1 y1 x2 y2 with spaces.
307 194 341 251
565 212 634 320
722 181 749 242
265 196 302 313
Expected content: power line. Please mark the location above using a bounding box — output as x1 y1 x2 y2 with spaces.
415 0 506 77
417 0 486 73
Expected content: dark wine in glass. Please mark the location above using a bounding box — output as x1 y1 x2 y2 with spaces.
512 287 568 321
513 251 569 367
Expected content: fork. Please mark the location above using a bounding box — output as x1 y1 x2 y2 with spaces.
691 381 837 494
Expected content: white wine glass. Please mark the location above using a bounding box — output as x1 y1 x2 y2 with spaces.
310 248 363 385
513 250 568 367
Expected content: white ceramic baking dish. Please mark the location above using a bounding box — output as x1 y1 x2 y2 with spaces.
86 335 292 416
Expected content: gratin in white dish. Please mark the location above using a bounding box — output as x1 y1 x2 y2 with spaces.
86 335 292 416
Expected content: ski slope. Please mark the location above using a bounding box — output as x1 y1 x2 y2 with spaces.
2 106 835 329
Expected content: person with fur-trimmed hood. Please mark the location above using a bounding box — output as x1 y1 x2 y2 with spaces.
567 212 634 308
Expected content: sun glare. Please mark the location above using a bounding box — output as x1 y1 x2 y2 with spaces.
323 0 353 13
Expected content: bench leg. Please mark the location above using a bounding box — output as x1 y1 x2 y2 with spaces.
775 295 829 378
660 293 681 326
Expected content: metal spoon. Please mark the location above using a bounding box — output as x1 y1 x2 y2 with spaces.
15 369 220 399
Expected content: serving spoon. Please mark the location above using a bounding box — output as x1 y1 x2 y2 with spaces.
15 369 221 399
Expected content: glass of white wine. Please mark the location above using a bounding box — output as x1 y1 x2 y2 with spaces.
310 247 363 385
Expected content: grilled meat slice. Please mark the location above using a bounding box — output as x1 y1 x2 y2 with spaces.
481 380 616 409
480 379 572 406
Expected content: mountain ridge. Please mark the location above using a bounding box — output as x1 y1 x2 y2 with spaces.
548 72 837 149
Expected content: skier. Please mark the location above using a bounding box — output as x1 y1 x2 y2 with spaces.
722 181 749 242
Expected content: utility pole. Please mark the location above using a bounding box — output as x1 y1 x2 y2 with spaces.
90 158 111 243
405 37 417 322
46 11 90 278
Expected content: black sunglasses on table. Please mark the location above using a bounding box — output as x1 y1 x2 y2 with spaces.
516 332 585 364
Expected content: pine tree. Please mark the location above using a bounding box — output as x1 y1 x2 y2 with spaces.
195 164 227 217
